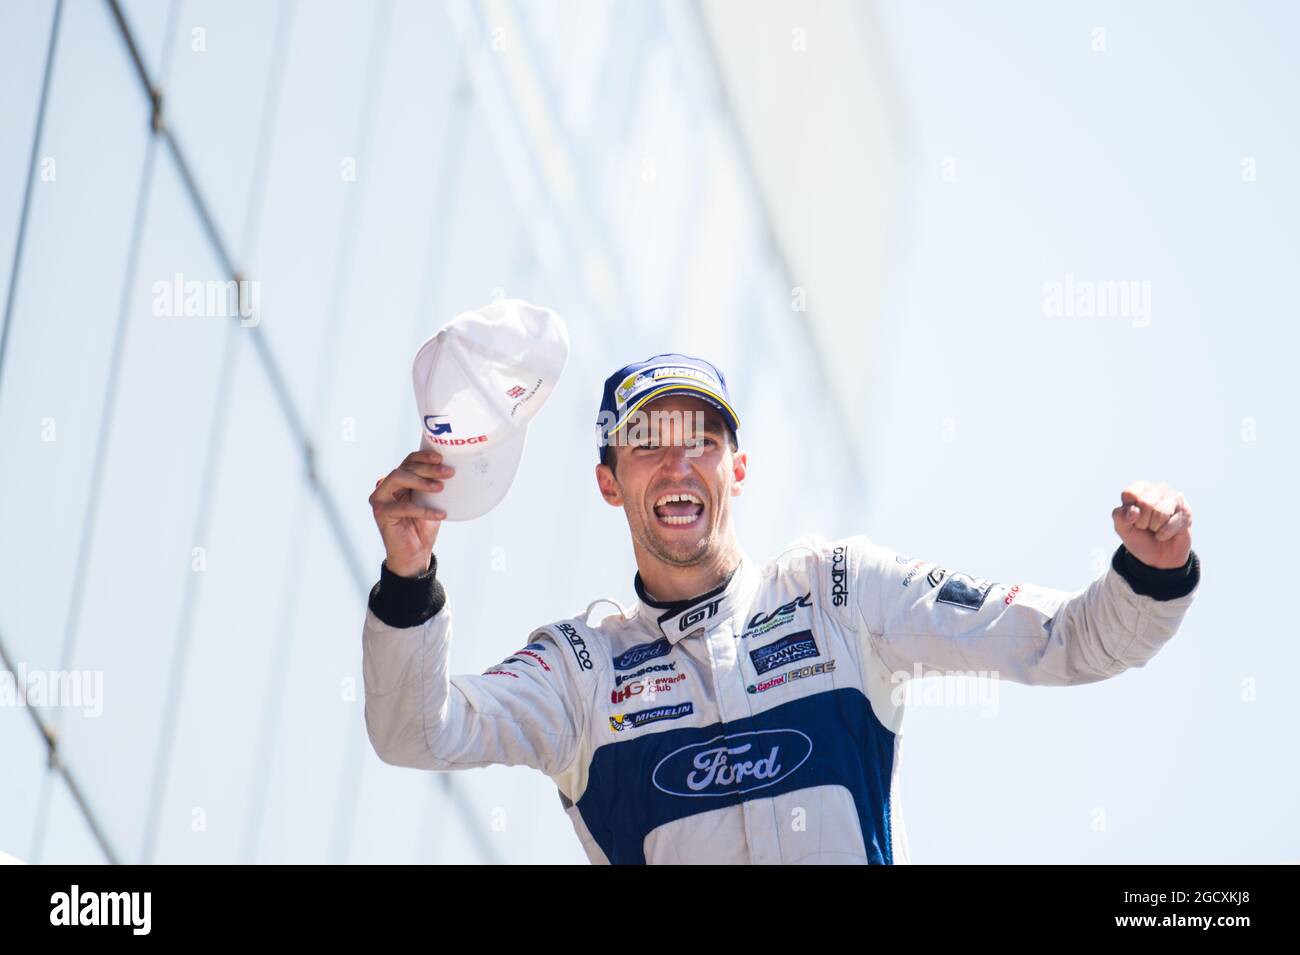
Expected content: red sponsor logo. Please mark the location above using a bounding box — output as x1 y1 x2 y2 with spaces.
609 673 686 704
515 649 551 671
1004 585 1021 606
431 435 488 446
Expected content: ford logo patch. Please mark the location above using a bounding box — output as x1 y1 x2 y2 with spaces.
652 729 812 798
612 637 672 672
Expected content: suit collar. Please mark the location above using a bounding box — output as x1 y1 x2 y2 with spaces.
634 557 755 643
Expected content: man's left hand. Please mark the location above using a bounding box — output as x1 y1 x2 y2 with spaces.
1112 480 1193 569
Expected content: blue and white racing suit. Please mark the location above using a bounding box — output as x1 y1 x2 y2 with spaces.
361 535 1199 864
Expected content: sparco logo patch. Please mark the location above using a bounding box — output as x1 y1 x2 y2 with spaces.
652 729 813 797
555 623 593 670
830 546 848 607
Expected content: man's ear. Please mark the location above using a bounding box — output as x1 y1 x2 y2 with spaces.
730 449 748 497
595 462 623 506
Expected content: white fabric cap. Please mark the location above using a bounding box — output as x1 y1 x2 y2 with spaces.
411 299 569 520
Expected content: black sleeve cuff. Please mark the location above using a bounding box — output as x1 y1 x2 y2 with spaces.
1111 545 1200 601
368 553 447 628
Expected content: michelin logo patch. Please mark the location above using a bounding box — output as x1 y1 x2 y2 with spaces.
935 573 994 611
749 630 819 676
609 702 693 733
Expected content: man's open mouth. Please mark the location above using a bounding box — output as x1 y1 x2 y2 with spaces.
653 492 705 527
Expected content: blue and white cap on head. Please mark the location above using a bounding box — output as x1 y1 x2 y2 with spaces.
595 353 740 463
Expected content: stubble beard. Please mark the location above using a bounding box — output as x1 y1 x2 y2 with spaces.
625 490 721 568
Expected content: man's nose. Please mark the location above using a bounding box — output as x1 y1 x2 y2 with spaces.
659 442 694 472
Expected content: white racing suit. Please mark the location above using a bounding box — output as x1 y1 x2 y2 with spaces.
361 535 1199 864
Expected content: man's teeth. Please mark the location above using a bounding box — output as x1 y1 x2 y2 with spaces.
654 492 703 507
659 514 698 525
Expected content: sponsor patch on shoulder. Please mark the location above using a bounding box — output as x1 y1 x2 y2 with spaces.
935 573 995 611
555 623 594 670
512 647 551 671
830 546 849 606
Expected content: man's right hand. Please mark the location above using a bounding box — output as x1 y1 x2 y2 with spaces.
369 450 455 577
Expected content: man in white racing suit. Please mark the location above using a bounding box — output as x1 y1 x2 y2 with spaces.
362 354 1200 864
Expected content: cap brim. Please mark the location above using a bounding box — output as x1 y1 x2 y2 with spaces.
413 426 527 521
611 384 740 435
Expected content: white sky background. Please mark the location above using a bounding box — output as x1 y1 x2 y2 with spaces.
867 0 1298 862
0 0 1295 863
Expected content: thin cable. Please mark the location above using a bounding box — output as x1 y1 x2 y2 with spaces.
29 0 181 864
139 0 299 867
0 0 65 397
102 0 374 586
95 0 495 864
380 62 509 867
684 0 869 496
105 0 157 109
165 115 373 591
315 0 396 864
231 0 305 864
1 628 121 864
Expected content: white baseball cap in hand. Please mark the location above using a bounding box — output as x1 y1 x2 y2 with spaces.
411 299 569 520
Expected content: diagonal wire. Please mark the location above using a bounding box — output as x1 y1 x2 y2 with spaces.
1 629 121 864
311 0 396 865
94 0 374 617
378 58 505 868
682 0 869 497
27 0 180 864
228 0 308 865
0 0 65 395
93 0 497 863
139 0 300 864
